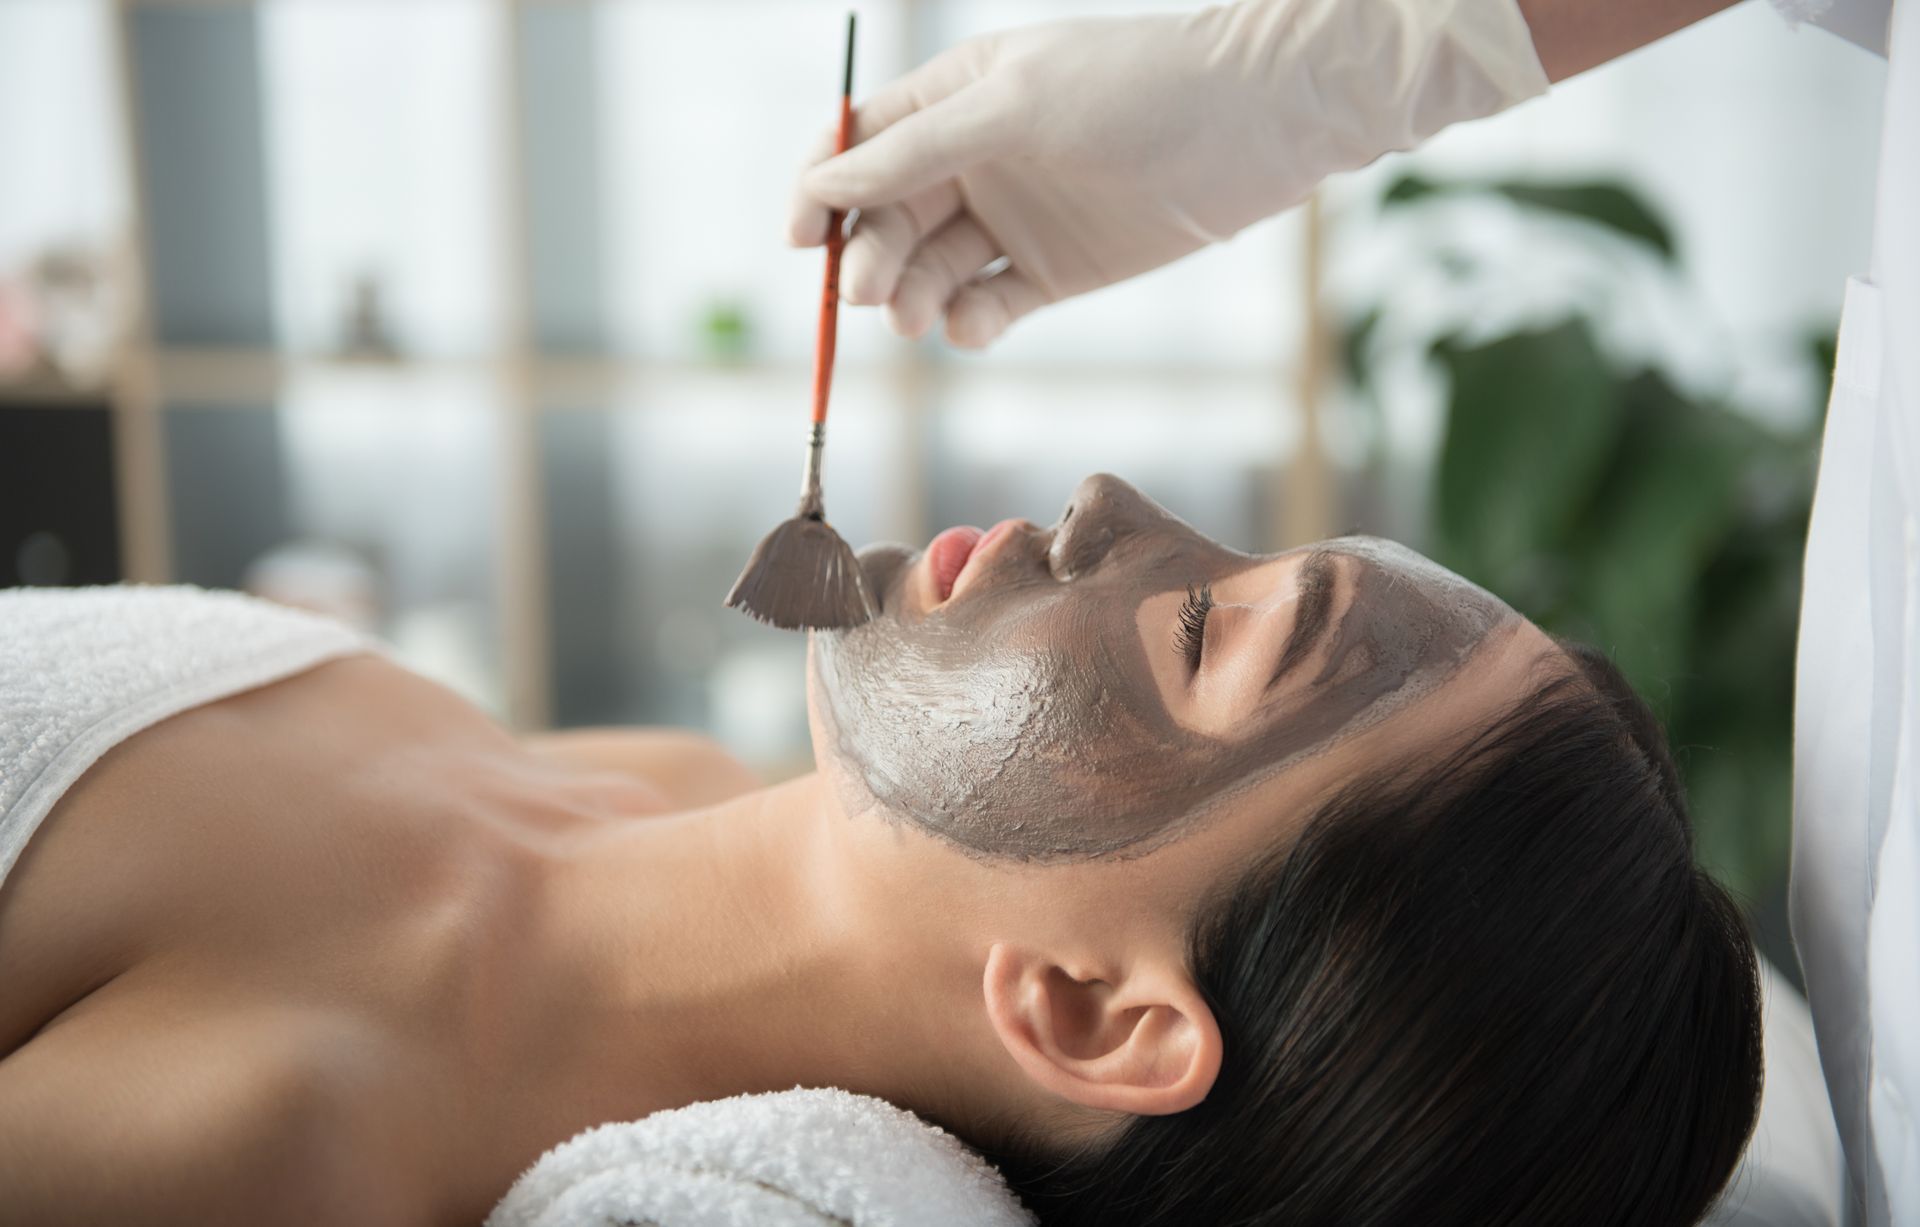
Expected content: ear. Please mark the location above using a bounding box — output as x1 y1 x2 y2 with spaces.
981 941 1222 1116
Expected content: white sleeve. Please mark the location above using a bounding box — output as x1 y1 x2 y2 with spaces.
1770 0 1893 55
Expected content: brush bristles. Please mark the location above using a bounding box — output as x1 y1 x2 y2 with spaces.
724 516 878 631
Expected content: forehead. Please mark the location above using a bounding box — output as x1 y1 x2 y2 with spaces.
1210 536 1507 605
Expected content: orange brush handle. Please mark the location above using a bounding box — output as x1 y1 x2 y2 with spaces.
811 94 853 426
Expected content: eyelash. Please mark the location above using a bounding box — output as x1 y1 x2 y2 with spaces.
1175 583 1214 672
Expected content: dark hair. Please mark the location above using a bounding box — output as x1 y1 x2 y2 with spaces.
986 640 1764 1226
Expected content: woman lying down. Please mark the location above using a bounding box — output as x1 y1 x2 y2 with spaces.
0 473 1759 1225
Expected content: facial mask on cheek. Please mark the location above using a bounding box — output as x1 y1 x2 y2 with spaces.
812 596 1191 861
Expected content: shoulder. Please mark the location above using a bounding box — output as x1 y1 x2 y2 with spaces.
521 727 763 809
0 994 426 1227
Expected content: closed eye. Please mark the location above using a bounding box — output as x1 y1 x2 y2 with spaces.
1174 583 1213 672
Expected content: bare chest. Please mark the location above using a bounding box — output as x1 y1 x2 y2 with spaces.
0 657 691 1222
5 661 508 1018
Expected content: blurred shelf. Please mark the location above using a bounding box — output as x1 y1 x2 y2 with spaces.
151 347 499 407
0 372 115 407
144 345 1298 410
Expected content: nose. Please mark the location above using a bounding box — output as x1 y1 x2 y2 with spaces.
1064 473 1138 518
1049 473 1156 578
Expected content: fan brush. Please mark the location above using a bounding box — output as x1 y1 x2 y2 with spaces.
725 12 877 632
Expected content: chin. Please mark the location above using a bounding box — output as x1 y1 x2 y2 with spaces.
852 541 915 620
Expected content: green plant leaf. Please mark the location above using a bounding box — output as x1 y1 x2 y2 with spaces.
1340 307 1382 392
1567 372 1753 706
1686 741 1792 903
1381 172 1443 207
1496 184 1676 261
1378 172 1824 904
1381 173 1677 262
1430 319 1621 596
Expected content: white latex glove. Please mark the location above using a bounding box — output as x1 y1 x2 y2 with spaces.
788 0 1549 348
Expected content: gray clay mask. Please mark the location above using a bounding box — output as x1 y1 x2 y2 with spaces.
811 474 1515 862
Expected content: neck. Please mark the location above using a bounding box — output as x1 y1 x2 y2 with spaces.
525 773 1019 1143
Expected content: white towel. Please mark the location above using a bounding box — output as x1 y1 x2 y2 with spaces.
0 584 369 892
486 1088 1035 1227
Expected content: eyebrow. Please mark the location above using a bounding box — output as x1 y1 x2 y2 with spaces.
1266 549 1340 691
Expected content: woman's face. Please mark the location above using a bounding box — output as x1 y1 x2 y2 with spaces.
809 473 1529 862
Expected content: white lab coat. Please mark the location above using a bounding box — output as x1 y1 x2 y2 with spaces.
1790 0 1918 1221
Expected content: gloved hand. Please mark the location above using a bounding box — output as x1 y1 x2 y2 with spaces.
788 0 1550 348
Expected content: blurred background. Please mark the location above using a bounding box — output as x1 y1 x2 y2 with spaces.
0 0 1887 954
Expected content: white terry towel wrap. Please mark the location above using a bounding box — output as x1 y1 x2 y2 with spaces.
0 584 370 891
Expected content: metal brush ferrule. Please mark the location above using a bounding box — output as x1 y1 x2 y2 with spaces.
798 420 827 519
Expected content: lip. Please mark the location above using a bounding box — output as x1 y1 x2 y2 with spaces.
926 525 985 604
944 518 1028 604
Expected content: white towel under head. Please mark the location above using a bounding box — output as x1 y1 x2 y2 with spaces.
487 1087 1035 1227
